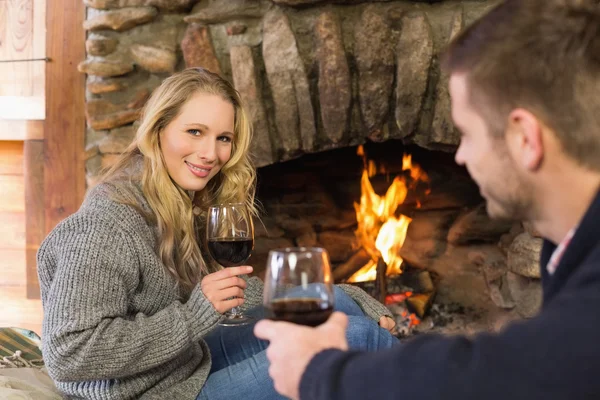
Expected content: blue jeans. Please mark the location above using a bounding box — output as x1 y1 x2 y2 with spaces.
196 286 398 400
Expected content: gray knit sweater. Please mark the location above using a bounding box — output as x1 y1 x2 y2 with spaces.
37 180 391 400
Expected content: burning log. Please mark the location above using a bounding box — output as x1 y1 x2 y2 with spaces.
333 247 371 282
350 269 434 295
346 268 437 318
400 269 435 293
406 292 436 318
375 258 387 304
347 275 412 299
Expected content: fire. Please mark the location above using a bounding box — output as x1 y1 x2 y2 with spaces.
348 146 428 283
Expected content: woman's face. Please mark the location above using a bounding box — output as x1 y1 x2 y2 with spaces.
160 92 235 192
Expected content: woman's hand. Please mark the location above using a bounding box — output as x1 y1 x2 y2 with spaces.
379 316 396 333
200 266 253 314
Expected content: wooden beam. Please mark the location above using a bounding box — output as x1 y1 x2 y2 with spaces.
24 139 44 299
44 0 85 234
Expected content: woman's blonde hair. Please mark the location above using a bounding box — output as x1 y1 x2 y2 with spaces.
102 67 257 292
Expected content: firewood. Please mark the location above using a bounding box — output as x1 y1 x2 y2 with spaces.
398 269 435 293
346 275 413 300
375 258 387 304
333 247 372 282
406 292 436 318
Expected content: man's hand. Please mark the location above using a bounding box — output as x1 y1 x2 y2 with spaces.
200 266 252 314
254 311 349 400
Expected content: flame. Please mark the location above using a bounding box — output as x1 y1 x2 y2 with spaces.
348 146 428 283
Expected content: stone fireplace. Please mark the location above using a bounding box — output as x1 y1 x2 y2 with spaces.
81 0 543 335
253 140 544 335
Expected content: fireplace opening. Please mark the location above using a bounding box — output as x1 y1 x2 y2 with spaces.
250 140 543 337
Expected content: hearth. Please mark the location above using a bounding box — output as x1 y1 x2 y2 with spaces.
250 140 543 337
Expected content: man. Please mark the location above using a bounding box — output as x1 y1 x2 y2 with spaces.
254 0 600 399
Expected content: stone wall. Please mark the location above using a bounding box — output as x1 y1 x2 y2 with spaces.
79 0 542 319
82 0 498 184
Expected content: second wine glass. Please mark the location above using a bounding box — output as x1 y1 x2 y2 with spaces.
263 247 335 327
207 203 254 326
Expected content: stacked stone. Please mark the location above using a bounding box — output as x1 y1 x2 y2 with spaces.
81 0 197 185
80 0 497 182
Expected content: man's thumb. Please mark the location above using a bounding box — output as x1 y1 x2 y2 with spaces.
323 311 348 332
253 319 274 340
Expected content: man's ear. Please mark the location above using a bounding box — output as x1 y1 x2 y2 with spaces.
506 108 544 171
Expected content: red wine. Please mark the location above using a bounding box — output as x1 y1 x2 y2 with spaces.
266 298 333 327
208 238 253 268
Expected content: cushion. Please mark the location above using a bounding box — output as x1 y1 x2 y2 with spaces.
0 328 43 368
0 328 60 399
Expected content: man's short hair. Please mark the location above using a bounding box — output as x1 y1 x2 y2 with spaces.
443 0 600 170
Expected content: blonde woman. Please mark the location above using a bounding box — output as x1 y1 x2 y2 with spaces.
37 68 397 399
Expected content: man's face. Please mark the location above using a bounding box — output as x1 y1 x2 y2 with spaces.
450 73 533 220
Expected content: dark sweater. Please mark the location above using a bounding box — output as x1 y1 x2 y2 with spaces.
301 190 600 400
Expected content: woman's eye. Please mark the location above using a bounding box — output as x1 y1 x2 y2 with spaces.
218 136 232 143
187 129 201 136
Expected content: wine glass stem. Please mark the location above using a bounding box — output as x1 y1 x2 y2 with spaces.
228 306 242 317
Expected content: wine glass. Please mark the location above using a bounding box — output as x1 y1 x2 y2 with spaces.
263 247 335 327
207 203 254 326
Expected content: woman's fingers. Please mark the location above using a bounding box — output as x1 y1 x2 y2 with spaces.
202 266 253 283
219 297 245 312
201 276 246 292
202 284 245 312
212 286 245 302
200 266 253 313
210 292 245 313
379 316 396 333
210 276 247 291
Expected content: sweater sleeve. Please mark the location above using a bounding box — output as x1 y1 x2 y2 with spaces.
38 216 222 382
336 283 392 322
241 275 265 310
299 277 600 400
239 278 392 322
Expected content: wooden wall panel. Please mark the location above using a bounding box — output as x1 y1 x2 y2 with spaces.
0 141 23 174
0 0 45 325
0 0 45 120
0 141 27 295
0 286 42 334
0 0 34 97
44 0 85 234
0 175 25 213
24 139 43 298
0 141 25 253
0 211 25 249
0 250 26 286
0 120 44 141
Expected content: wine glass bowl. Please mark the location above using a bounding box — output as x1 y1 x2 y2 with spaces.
263 247 334 327
207 203 254 326
207 237 253 268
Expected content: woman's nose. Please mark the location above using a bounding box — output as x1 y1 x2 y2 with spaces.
195 138 217 163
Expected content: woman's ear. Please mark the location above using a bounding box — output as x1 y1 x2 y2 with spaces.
506 108 544 171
